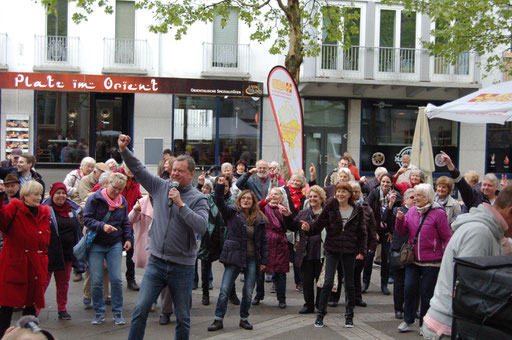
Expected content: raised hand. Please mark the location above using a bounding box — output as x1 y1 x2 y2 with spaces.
440 151 454 171
118 134 131 152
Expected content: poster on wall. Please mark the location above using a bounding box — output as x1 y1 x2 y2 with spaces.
267 66 303 176
5 114 29 158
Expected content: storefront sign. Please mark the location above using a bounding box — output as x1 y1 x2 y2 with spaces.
267 66 303 176
0 72 263 97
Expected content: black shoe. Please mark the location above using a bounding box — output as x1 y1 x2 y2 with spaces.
239 320 253 330
327 301 338 307
208 320 223 331
127 280 140 291
355 300 367 307
362 282 369 294
314 315 324 328
395 311 404 319
345 318 354 328
229 294 240 305
58 311 72 320
202 296 210 306
299 307 314 314
159 314 171 325
278 301 286 309
252 297 262 306
381 285 390 295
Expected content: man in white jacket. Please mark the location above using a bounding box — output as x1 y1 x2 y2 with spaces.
422 185 512 339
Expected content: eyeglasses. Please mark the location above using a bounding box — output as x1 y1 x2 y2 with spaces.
111 184 124 192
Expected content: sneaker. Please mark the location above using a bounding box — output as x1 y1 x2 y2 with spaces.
265 274 273 282
83 297 91 305
151 303 157 312
113 313 126 325
202 296 210 306
127 280 140 291
240 274 245 282
58 311 72 320
398 321 414 332
270 285 276 293
91 314 105 325
314 315 324 328
295 284 303 292
159 313 171 325
278 301 286 309
345 318 354 328
252 297 262 306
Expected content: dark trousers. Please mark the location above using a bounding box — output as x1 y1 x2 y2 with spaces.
363 237 390 286
125 246 135 282
392 266 405 312
328 260 344 303
288 243 302 285
404 264 440 325
301 259 322 310
0 306 36 337
273 273 286 303
201 259 233 298
317 251 356 319
254 269 265 299
354 258 365 302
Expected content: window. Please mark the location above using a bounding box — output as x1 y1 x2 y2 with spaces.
46 0 68 62
115 1 135 64
487 123 512 173
36 92 90 163
212 10 239 68
360 100 458 172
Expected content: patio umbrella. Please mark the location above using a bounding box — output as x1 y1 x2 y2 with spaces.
410 107 435 184
425 81 512 124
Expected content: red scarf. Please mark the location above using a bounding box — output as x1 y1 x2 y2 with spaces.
289 186 303 211
52 201 71 218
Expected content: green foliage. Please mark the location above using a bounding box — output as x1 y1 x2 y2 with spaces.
383 0 512 75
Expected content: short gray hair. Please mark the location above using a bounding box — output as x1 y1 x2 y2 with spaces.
338 167 354 181
175 155 196 172
414 183 435 204
269 161 280 169
375 167 388 178
105 158 119 170
98 171 112 187
404 188 415 200
410 169 425 183
483 173 499 188
288 174 306 189
80 157 96 167
203 179 214 191
221 162 233 171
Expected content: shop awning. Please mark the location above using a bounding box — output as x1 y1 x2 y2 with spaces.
425 81 512 125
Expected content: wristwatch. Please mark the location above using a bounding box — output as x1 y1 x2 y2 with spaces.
179 203 186 209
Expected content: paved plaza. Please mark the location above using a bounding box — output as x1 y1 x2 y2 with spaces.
32 262 421 340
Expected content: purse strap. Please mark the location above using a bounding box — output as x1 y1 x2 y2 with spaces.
102 210 112 223
412 207 432 246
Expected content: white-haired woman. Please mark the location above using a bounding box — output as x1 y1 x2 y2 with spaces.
395 184 452 333
105 158 119 172
64 156 96 204
269 161 286 187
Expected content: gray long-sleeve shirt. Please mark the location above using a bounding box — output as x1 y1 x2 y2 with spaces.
121 149 208 266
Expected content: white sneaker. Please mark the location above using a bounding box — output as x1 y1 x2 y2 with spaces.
397 321 414 332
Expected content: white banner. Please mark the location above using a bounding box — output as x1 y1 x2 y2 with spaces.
425 81 512 124
267 66 303 175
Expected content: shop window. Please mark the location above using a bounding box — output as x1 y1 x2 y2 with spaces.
36 91 90 163
360 100 458 172
218 97 260 167
487 123 512 173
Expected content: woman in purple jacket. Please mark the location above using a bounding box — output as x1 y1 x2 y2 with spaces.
395 183 452 333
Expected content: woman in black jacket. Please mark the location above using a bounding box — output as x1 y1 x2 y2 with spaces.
362 173 402 296
301 182 367 328
207 177 268 332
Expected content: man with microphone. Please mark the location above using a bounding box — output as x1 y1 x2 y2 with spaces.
117 135 208 340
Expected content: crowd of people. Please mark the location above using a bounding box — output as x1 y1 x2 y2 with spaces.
0 139 511 340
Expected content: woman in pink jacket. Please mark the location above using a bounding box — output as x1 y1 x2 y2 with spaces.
395 183 452 333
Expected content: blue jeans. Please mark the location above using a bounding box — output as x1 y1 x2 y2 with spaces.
403 264 440 325
214 257 257 321
128 255 195 340
88 242 123 315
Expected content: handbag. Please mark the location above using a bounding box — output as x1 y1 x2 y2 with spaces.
399 207 431 265
390 250 404 270
73 210 112 261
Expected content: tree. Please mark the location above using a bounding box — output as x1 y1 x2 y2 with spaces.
383 0 512 76
42 0 359 84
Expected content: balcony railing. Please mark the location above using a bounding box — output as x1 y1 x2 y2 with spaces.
102 38 148 74
34 35 80 71
0 33 7 69
202 43 250 76
315 44 477 83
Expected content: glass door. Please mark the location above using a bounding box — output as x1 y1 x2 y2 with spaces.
304 127 345 184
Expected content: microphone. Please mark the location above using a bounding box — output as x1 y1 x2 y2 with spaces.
17 315 42 333
168 181 179 207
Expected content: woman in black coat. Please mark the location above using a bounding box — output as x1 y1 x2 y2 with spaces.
207 177 268 332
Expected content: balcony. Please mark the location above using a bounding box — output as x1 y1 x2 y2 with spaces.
0 33 7 70
201 42 250 79
315 44 477 84
102 38 149 75
34 35 80 72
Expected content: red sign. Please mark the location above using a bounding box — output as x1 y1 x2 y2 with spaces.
0 72 263 96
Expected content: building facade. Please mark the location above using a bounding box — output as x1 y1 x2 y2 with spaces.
0 0 508 187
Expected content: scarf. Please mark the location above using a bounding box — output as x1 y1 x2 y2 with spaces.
416 203 432 215
77 169 84 179
288 186 303 211
379 187 391 229
264 203 284 232
435 194 448 207
101 188 123 211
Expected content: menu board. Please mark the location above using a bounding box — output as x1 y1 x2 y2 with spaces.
5 114 29 156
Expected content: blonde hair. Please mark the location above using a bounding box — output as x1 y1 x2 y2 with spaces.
270 187 283 200
464 170 479 186
308 185 326 203
288 174 306 189
337 168 354 182
110 172 127 188
20 180 44 199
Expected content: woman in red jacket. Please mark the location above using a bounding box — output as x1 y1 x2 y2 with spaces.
0 180 51 337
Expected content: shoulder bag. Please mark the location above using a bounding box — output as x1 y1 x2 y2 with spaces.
399 207 431 265
73 210 112 261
